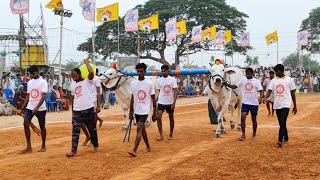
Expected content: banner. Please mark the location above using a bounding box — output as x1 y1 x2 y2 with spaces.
191 25 202 43
201 26 216 41
10 0 29 14
265 31 278 45
297 30 309 46
166 18 177 41
79 0 95 22
239 32 250 47
176 20 187 35
96 2 119 22
45 0 63 9
223 30 232 44
215 30 224 46
125 9 139 32
139 14 159 31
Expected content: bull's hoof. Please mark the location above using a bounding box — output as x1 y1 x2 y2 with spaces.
230 124 235 129
122 126 128 131
237 126 241 131
215 134 221 138
221 130 227 134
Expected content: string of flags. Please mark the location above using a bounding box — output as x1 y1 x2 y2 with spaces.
8 0 310 47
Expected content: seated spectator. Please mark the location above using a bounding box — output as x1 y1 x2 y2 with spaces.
0 88 13 116
14 85 27 110
51 85 63 111
58 86 70 111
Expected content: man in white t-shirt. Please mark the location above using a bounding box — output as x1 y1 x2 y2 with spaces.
81 69 103 146
263 71 275 116
66 59 99 157
156 65 178 141
264 64 297 148
224 68 264 141
18 65 48 153
128 63 157 157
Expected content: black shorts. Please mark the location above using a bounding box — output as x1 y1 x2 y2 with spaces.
135 114 148 124
24 109 46 129
157 103 174 113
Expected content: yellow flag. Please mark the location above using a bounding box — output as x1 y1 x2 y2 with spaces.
176 20 187 35
223 30 232 44
96 3 119 22
139 14 159 31
265 31 278 45
45 0 63 9
201 26 216 41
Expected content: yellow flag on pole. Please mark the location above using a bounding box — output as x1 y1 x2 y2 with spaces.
139 14 159 31
96 2 119 22
223 30 232 44
265 31 278 45
176 20 187 35
45 0 63 9
201 26 216 41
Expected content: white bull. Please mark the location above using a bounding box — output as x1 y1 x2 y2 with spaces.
100 68 157 129
207 64 244 138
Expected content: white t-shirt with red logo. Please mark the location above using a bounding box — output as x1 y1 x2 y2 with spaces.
71 78 94 111
268 76 296 109
236 77 263 106
157 76 178 105
27 77 48 111
131 79 155 115
90 76 101 102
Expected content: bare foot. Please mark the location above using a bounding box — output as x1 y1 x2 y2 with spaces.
277 142 282 148
38 147 46 152
99 120 104 127
251 135 256 140
156 137 164 141
87 142 93 147
268 112 271 116
21 148 32 154
168 136 174 140
94 147 99 153
66 152 77 157
238 135 246 141
128 151 137 157
82 139 91 146
145 147 151 153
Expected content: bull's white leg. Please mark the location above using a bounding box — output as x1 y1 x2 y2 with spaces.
237 100 242 131
215 103 229 137
230 105 235 129
123 109 130 130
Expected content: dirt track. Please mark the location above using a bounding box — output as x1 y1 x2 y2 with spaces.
0 94 319 180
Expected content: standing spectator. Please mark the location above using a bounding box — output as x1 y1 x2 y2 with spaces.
312 75 318 92
15 74 22 93
9 75 16 95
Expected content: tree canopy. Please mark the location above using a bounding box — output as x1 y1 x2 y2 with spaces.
300 7 320 53
244 56 259 66
282 53 320 73
78 0 249 68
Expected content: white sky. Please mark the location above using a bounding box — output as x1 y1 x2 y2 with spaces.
0 0 319 69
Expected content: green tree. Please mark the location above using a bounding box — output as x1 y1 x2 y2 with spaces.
78 0 249 69
282 53 320 73
300 7 320 53
244 56 259 66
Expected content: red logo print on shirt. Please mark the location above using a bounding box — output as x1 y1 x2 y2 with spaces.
138 90 147 101
244 82 253 92
163 85 171 94
30 89 40 99
276 84 285 95
74 85 83 97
